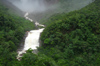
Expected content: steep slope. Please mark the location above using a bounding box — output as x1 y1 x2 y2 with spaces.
0 3 35 66
0 0 25 16
40 0 100 65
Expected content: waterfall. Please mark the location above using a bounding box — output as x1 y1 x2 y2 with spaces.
17 12 45 60
24 28 44 50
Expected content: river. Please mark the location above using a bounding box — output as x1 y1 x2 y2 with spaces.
17 13 45 60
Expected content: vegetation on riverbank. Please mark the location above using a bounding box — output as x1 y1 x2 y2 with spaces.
0 3 35 66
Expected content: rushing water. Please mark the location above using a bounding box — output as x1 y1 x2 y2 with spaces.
24 28 44 50
17 12 44 60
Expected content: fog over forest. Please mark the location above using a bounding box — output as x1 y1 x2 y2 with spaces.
6 0 93 21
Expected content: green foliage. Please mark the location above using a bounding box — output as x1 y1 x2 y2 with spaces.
40 0 100 66
0 3 35 66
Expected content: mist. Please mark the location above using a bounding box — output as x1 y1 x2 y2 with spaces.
8 0 57 13
6 0 93 21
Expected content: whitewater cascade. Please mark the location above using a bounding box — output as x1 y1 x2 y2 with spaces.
17 12 45 60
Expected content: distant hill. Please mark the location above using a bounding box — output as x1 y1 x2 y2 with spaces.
0 0 25 17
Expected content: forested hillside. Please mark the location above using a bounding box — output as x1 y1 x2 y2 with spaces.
0 3 35 66
39 0 93 23
0 0 100 66
40 0 100 66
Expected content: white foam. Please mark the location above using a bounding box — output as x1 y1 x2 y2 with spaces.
17 12 44 60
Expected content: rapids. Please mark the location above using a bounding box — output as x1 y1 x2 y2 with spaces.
17 12 44 60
